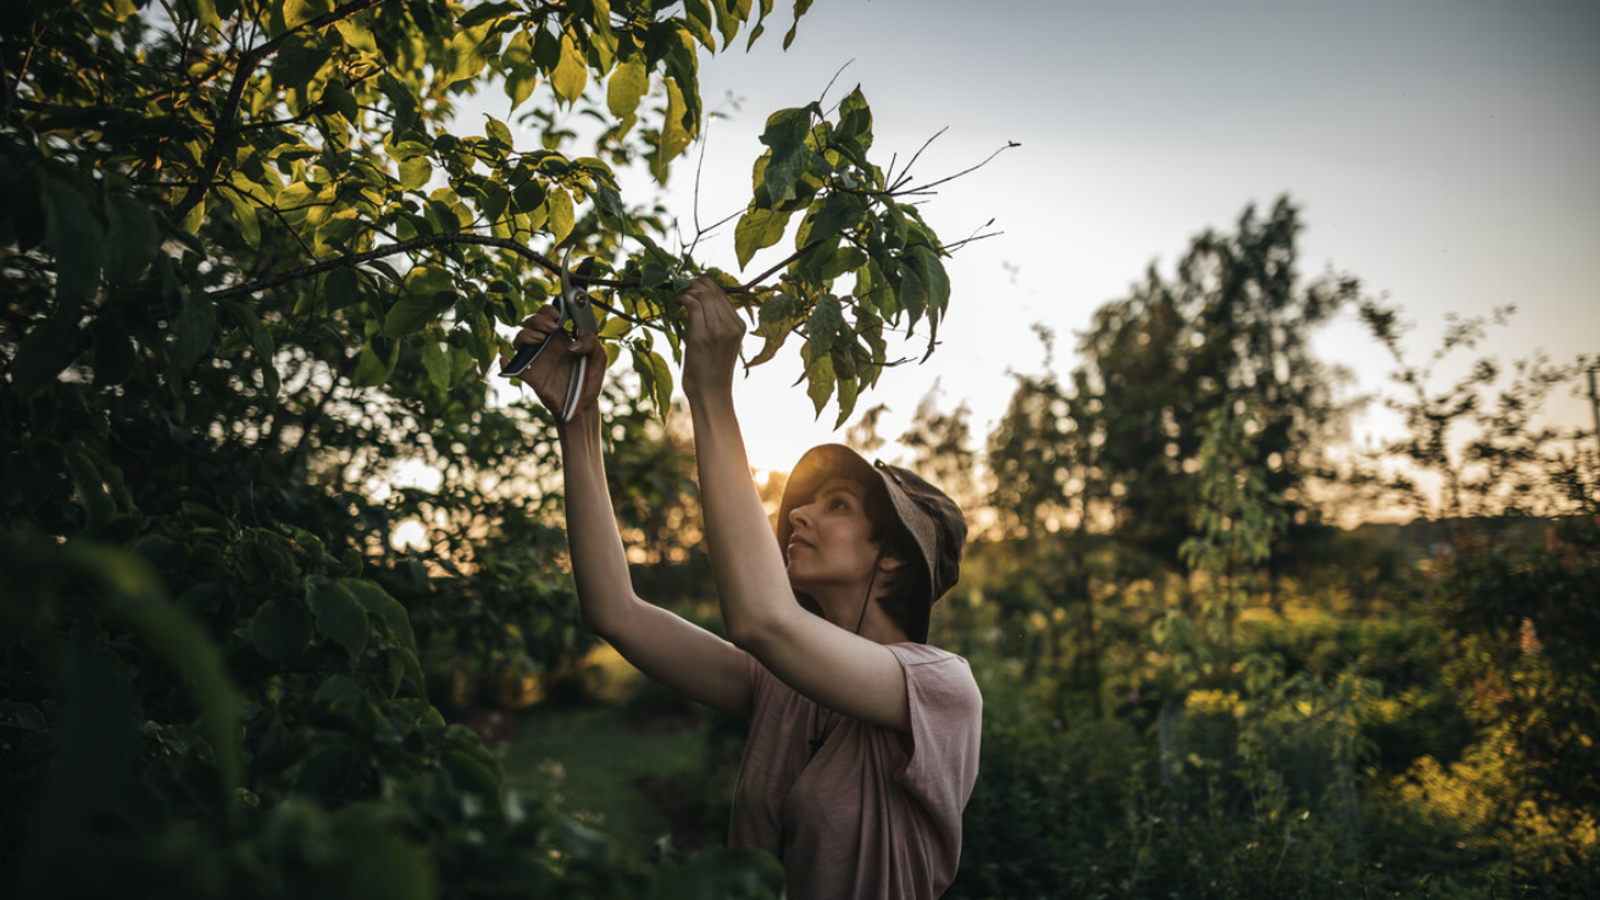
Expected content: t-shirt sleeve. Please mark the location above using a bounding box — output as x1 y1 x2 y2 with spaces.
887 644 983 817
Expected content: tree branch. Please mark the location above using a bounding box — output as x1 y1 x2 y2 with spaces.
173 0 392 220
205 231 665 331
737 240 825 295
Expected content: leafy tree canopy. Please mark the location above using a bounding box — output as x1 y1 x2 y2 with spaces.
0 0 978 895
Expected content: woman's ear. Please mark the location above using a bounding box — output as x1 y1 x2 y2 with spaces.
877 553 906 574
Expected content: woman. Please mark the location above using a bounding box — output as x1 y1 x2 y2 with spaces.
507 276 981 899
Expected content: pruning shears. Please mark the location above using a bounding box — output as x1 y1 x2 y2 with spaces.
499 248 599 424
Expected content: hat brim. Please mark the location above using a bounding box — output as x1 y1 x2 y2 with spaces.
775 444 942 607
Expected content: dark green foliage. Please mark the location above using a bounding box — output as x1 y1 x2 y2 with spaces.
0 0 887 896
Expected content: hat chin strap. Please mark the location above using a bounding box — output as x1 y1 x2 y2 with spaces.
853 546 888 636
811 545 890 759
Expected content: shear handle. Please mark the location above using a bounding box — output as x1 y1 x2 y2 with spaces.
500 332 552 378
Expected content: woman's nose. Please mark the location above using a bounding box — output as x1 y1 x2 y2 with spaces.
789 503 812 527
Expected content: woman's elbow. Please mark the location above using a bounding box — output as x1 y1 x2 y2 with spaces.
725 612 783 657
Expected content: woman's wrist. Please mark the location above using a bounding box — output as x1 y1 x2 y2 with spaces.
556 408 603 449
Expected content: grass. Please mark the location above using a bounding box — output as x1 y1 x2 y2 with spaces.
498 647 713 858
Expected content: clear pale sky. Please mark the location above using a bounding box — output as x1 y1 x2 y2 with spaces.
504 0 1600 475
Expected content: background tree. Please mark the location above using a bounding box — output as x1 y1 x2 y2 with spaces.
1075 196 1358 571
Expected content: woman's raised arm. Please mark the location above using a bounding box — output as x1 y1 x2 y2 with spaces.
675 280 911 732
507 306 752 719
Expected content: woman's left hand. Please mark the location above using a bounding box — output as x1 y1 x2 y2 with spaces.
675 276 746 403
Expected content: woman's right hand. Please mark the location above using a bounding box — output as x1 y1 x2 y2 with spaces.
502 305 608 424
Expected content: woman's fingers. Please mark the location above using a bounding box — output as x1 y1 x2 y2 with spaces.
675 277 745 340
512 305 563 348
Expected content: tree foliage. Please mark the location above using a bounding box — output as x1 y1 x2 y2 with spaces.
1076 196 1358 568
0 0 978 895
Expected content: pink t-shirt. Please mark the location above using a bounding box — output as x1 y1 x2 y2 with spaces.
728 642 983 899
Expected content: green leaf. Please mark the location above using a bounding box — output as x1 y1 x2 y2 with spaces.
325 267 361 311
41 174 106 307
505 63 539 111
784 0 815 49
607 57 647 134
307 577 370 662
682 0 715 47
802 191 863 245
173 291 217 373
734 207 792 269
805 292 843 358
758 106 814 206
713 0 747 47
422 337 450 392
63 447 114 529
384 292 451 338
512 179 546 213
834 86 874 166
351 337 400 386
647 350 674 418
343 579 417 651
898 252 927 327
455 1 518 29
225 187 261 249
551 31 588 104
90 317 136 386
61 543 243 793
220 300 279 406
250 598 313 660
379 73 419 137
321 80 358 121
103 193 160 286
594 182 627 230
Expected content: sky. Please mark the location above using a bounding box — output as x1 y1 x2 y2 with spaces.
501 0 1600 476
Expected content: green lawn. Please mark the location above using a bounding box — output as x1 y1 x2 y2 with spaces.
500 676 713 858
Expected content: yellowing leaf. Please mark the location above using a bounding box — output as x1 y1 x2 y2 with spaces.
283 0 331 31
607 57 647 134
445 23 496 87
546 187 575 245
805 348 835 418
485 116 513 150
653 78 692 181
734 208 791 269
398 155 432 191
834 358 858 428
552 31 587 104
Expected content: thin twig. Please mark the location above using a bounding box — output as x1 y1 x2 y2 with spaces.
889 127 948 193
896 140 1020 197
818 59 854 111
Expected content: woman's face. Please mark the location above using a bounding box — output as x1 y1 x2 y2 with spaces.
784 477 884 596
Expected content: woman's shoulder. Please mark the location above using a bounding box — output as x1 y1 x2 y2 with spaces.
887 643 981 710
886 641 971 669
